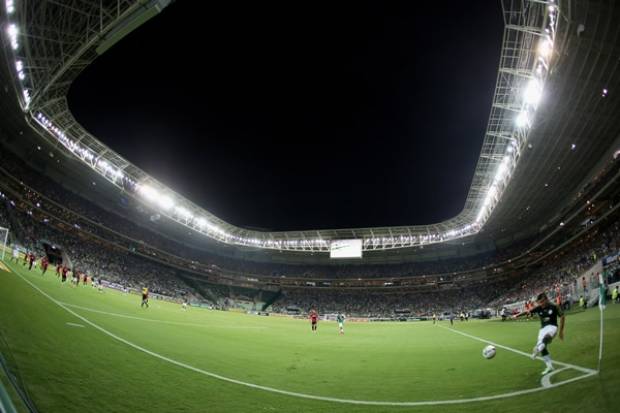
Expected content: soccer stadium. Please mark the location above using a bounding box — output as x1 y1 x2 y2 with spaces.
1 0 620 412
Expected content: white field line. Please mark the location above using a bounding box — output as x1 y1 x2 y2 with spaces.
11 267 598 407
57 302 264 329
66 322 85 328
541 367 569 388
439 325 597 374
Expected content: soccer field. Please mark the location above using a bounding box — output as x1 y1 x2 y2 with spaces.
0 260 618 413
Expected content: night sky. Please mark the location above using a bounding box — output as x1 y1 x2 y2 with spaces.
68 1 503 231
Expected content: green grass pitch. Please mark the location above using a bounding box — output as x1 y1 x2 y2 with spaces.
0 260 618 413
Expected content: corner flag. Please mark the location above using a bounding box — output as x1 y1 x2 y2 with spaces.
598 271 606 371
598 272 607 311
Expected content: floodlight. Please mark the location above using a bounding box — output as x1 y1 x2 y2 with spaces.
138 185 158 201
7 24 18 49
515 111 529 128
523 79 542 106
5 0 15 14
175 206 192 219
158 195 174 210
537 38 553 59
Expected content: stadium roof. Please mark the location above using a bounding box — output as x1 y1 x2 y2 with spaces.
2 0 619 254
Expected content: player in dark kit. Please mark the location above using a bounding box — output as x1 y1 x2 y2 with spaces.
61 265 69 283
310 310 318 332
141 287 149 308
41 256 49 275
56 263 62 277
513 292 565 375
28 253 35 271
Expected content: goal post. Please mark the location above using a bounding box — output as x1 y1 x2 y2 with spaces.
0 227 8 261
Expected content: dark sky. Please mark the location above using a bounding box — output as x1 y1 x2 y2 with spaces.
68 1 503 231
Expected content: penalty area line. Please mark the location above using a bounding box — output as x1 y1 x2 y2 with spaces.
13 269 599 407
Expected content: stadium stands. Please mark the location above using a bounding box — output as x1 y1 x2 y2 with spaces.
1 145 619 316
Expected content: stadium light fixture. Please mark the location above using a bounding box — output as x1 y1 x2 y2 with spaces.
157 195 174 210
15 60 25 80
175 206 192 220
98 159 110 172
138 184 158 201
515 111 529 128
537 38 553 60
523 79 542 107
7 24 19 50
22 89 30 107
5 0 15 14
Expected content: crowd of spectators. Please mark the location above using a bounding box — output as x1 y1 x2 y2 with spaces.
489 219 620 307
271 281 510 317
1 148 619 316
0 196 200 300
0 152 525 280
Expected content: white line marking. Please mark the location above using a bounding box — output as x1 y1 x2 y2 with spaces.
66 322 85 328
439 326 597 374
57 302 265 329
12 268 599 407
541 367 569 388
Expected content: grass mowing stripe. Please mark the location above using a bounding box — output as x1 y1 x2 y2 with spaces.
7 262 602 408
57 302 265 329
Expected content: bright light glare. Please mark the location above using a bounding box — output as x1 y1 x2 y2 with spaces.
175 206 192 219
538 39 553 59
138 185 158 201
158 195 174 210
5 0 15 14
496 161 509 179
523 79 542 106
7 24 18 50
515 111 529 128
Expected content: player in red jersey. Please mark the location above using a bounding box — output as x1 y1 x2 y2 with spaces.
27 253 35 271
310 309 318 332
61 265 69 284
41 256 49 275
56 263 62 277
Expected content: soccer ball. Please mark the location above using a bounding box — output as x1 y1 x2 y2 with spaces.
482 345 496 359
